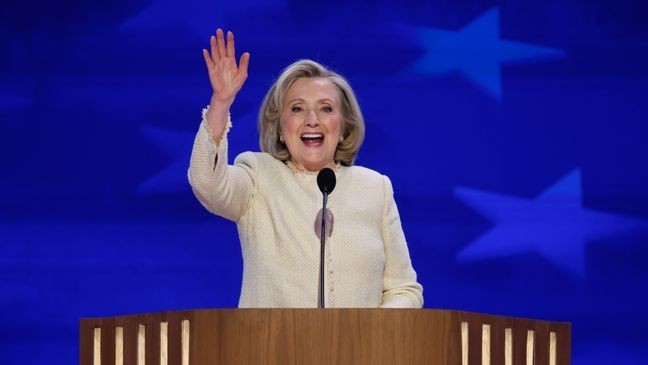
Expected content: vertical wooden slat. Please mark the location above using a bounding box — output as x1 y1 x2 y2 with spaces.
505 328 513 365
181 320 190 365
115 327 124 365
93 328 101 365
526 330 535 365
160 322 168 365
461 322 469 365
137 324 146 365
482 324 491 365
549 332 557 365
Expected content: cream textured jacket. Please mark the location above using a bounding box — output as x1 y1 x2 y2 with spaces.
188 115 423 308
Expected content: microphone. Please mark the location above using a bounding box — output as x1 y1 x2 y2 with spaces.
317 167 336 194
316 168 336 308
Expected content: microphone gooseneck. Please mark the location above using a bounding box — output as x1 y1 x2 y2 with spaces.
316 168 336 308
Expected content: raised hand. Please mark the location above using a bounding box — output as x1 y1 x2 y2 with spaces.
202 29 250 140
202 28 250 105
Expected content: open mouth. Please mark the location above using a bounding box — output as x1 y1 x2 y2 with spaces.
300 133 324 147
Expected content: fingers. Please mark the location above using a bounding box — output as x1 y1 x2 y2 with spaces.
226 31 235 59
202 49 214 69
206 28 249 84
210 35 218 62
209 28 244 61
239 52 250 76
216 28 226 61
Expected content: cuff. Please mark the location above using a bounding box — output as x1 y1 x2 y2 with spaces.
201 105 232 149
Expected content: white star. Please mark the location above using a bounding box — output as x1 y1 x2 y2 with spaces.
406 8 564 99
454 169 648 277
138 108 257 195
137 125 195 195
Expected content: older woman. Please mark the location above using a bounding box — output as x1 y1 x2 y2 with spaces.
189 29 423 308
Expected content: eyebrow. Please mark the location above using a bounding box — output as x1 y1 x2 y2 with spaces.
287 98 336 104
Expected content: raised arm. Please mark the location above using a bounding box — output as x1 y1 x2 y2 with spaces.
189 29 255 222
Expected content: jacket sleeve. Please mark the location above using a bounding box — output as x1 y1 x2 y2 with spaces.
187 109 257 222
379 175 424 308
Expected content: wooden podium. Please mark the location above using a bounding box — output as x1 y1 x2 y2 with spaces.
80 309 570 364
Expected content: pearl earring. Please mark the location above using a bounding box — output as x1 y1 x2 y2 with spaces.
279 134 284 143
339 135 344 143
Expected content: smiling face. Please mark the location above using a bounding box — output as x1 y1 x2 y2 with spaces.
280 77 343 172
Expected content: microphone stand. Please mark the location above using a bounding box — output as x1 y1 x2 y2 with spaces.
319 191 328 308
316 167 336 308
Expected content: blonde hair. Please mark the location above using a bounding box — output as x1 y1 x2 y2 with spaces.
258 59 365 166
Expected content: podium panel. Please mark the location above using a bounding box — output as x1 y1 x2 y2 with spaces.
80 309 570 365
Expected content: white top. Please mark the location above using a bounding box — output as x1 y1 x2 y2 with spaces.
188 113 423 308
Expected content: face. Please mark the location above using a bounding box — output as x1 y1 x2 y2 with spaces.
280 77 343 172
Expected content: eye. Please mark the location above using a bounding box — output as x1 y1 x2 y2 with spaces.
321 106 333 113
291 105 303 112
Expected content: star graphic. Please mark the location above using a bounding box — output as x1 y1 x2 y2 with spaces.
138 108 257 195
406 8 564 99
137 125 195 195
454 169 648 277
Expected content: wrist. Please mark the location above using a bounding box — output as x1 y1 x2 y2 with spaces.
210 93 234 110
205 99 231 140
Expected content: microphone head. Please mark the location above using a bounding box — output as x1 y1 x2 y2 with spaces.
317 168 336 194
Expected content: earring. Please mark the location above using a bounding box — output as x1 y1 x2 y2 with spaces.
339 135 344 143
279 134 284 143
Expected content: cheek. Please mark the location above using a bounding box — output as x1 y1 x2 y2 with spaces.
280 116 296 134
331 115 343 135
323 111 341 126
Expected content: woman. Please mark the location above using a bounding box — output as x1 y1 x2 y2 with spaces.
189 29 423 308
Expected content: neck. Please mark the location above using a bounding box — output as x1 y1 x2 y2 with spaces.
286 160 338 175
289 160 336 173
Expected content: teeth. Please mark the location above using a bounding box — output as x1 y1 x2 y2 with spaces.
301 133 323 138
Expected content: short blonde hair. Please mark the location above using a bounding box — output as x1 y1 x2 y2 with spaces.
258 59 365 166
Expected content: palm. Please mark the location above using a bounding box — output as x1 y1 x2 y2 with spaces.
202 29 250 103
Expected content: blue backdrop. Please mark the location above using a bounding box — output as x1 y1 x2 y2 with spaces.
2 0 647 363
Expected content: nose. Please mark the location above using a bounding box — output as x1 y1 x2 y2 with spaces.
305 110 319 127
